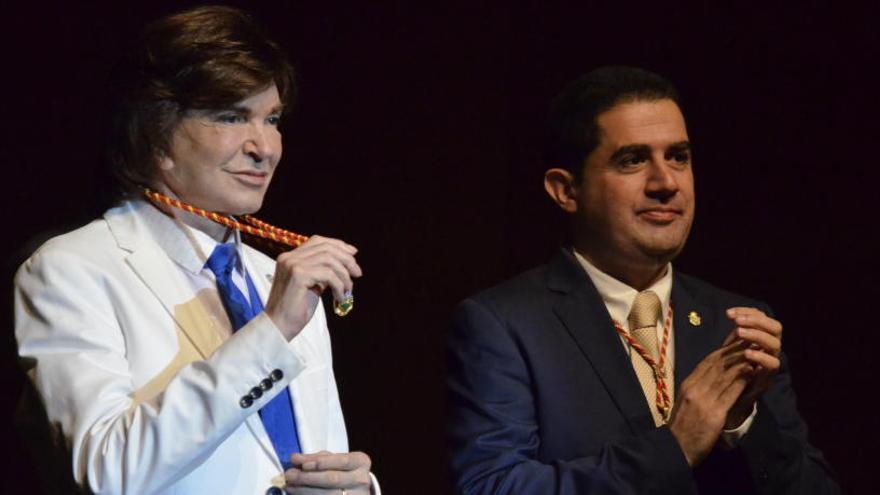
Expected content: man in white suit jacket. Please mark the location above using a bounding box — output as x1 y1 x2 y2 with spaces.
14 6 378 495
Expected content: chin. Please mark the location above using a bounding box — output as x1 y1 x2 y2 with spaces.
236 203 263 216
214 198 264 216
643 241 686 262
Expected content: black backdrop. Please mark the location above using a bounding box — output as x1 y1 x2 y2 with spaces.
2 2 876 493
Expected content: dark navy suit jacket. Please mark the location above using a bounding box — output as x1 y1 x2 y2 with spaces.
447 249 839 494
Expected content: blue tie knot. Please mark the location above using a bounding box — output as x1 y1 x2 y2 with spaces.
205 243 238 279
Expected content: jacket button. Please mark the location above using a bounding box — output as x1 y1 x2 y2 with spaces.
249 386 263 400
266 487 283 495
259 378 274 391
239 395 254 408
270 369 284 382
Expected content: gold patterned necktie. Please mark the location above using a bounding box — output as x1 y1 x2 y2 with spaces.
627 290 673 425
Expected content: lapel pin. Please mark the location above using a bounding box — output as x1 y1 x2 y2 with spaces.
688 311 702 326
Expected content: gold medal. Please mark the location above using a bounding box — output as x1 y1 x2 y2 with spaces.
334 290 354 317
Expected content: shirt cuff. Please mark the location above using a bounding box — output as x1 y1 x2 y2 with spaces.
369 471 381 494
720 402 757 447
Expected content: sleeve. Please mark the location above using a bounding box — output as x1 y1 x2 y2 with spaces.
737 351 841 494
719 403 757 446
14 248 307 494
446 298 695 495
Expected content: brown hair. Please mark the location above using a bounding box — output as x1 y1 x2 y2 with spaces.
545 66 680 180
105 5 295 199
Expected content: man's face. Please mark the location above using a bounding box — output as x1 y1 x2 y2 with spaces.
157 84 283 215
574 98 695 269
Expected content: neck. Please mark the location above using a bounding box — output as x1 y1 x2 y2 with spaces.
573 246 669 291
149 185 231 242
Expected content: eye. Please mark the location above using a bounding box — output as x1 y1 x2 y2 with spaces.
617 155 646 167
215 113 246 124
668 150 691 165
266 114 282 126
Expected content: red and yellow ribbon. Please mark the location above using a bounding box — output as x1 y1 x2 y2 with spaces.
612 305 674 422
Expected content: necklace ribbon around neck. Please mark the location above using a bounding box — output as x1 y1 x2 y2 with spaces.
612 304 673 422
143 188 354 317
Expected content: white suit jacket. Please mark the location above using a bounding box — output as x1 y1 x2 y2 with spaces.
14 200 362 494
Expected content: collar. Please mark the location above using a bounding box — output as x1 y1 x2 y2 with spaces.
135 199 242 274
572 249 673 327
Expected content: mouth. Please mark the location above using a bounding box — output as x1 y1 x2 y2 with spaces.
226 169 269 187
637 207 683 224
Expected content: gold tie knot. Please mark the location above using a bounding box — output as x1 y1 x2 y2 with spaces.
628 290 662 361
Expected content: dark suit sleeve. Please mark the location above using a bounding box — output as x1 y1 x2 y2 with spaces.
738 349 840 494
447 298 695 495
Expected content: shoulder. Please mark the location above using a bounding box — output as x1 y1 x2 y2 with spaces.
19 218 117 274
675 271 769 311
470 262 549 304
452 262 558 332
15 202 148 284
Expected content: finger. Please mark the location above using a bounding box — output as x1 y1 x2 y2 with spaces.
679 350 731 402
744 348 781 372
294 452 371 472
284 487 321 495
297 266 347 302
722 329 739 346
314 256 355 294
717 374 749 409
285 468 371 489
290 451 332 466
726 307 766 319
299 235 358 255
318 269 348 303
735 327 781 355
716 361 753 393
295 245 362 279
719 339 750 359
711 359 753 396
735 315 782 338
728 308 783 337
280 250 351 298
720 348 751 369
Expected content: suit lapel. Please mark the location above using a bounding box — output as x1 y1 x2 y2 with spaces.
671 275 719 391
125 248 225 359
107 203 224 359
107 202 284 466
548 250 656 434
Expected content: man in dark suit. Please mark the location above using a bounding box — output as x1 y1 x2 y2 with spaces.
446 66 839 494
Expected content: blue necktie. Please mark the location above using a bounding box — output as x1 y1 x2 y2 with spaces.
205 243 302 469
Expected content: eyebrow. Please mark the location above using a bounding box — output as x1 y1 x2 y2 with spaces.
667 141 692 153
609 141 691 161
225 103 286 115
609 144 651 162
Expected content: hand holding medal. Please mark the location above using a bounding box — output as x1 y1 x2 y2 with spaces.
144 188 357 318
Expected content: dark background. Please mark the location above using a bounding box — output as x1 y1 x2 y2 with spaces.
2 1 876 493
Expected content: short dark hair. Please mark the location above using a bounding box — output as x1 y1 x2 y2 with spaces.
104 5 295 199
544 66 680 179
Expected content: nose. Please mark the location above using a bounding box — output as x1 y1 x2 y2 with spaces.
645 158 679 203
243 123 277 165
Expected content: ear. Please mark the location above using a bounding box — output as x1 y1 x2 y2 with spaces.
544 168 580 213
157 152 175 172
